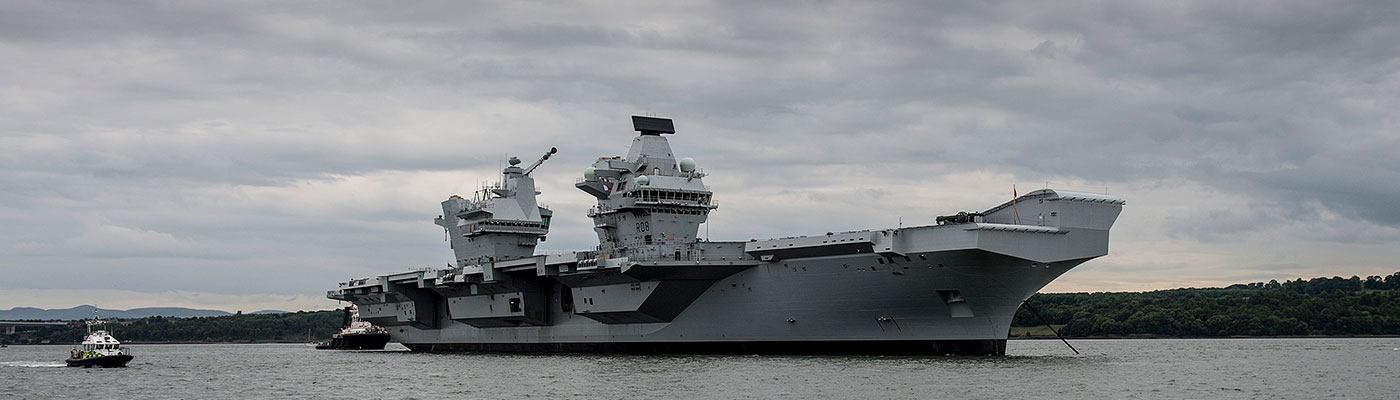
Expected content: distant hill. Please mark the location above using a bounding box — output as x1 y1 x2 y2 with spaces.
0 305 234 321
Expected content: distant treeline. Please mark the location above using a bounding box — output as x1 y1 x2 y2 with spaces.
1014 272 1400 337
3 310 342 345
7 273 1398 344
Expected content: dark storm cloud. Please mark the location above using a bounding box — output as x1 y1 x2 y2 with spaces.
3 0 1398 309
1242 146 1400 226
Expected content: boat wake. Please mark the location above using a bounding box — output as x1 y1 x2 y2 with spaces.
1 361 67 368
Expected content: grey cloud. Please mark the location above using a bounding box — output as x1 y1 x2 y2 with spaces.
1243 148 1400 226
3 1 1399 310
1173 107 1241 125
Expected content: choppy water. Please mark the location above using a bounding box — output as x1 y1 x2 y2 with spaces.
2 338 1397 399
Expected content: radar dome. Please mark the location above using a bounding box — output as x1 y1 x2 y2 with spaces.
635 175 650 185
583 167 597 181
679 157 696 172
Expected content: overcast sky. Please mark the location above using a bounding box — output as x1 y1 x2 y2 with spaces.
2 1 1397 312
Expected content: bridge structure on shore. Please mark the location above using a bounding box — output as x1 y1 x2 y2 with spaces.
0 321 70 334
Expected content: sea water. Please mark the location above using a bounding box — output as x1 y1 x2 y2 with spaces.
2 338 1396 399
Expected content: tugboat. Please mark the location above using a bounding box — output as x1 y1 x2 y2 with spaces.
65 317 133 368
316 306 391 350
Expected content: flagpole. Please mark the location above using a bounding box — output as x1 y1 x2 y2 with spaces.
1012 184 1019 224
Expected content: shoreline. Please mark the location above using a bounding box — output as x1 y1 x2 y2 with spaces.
10 336 1398 346
1009 334 1400 340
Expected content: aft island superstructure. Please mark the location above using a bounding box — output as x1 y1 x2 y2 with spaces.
329 116 1124 355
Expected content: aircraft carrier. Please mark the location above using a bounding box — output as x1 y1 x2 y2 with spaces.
328 116 1125 355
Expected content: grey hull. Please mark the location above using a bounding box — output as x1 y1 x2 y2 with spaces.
340 219 1112 356
402 339 1006 355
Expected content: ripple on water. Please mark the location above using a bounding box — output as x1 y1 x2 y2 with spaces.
1 339 1398 399
1 361 67 368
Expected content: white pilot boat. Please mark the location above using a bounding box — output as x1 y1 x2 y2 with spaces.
65 318 133 368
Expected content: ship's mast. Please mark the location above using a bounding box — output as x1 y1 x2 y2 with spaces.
522 147 557 175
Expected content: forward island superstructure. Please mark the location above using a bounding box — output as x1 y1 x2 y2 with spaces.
329 116 1124 355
